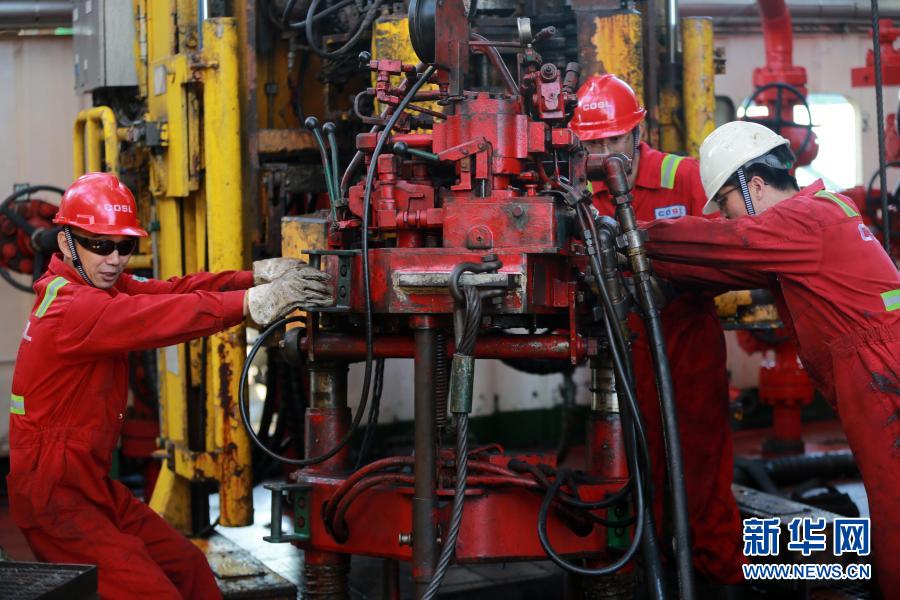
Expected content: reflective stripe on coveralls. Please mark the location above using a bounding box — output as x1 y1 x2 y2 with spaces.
815 189 860 218
660 154 685 189
10 394 24 415
34 276 68 318
883 289 900 311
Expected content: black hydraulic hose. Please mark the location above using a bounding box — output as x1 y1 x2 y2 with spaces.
304 117 338 210
735 451 858 491
280 0 357 31
575 204 650 465
872 0 892 255
469 32 518 96
620 386 667 600
239 318 375 466
348 64 436 467
355 358 385 469
510 460 633 511
304 0 383 59
574 202 666 597
538 461 644 576
595 155 694 599
632 265 694 599
242 71 438 469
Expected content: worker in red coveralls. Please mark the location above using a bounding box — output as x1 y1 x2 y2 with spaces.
643 120 900 593
7 172 331 599
570 74 745 586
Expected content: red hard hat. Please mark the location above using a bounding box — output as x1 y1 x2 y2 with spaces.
54 172 148 237
570 74 646 141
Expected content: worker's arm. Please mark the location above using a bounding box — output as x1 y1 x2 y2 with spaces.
653 259 773 295
117 270 253 295
56 288 248 358
643 201 823 275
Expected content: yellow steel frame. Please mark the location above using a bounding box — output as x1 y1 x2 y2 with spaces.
124 0 252 531
588 12 644 107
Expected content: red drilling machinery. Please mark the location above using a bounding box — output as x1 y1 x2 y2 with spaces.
240 2 693 598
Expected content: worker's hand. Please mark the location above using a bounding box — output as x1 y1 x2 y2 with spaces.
247 268 332 325
252 257 318 285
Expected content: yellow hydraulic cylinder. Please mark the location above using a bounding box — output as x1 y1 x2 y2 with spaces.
681 17 715 158
574 10 644 106
201 18 252 527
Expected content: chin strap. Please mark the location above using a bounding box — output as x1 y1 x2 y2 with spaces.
628 128 641 175
736 167 756 216
63 226 96 287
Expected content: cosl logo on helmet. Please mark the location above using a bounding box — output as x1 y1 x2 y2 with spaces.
578 100 613 112
104 204 133 213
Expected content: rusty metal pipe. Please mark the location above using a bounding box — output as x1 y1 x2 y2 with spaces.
413 327 437 596
297 333 583 361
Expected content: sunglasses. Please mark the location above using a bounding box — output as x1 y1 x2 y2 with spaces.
71 233 137 256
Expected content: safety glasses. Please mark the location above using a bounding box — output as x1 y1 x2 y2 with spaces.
713 186 738 210
71 233 137 256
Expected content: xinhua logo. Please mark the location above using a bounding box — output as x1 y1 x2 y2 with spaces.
741 517 871 581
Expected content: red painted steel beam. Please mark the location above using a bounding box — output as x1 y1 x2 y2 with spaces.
300 333 585 362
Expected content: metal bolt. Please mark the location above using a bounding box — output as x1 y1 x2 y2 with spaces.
512 205 524 217
398 532 413 546
340 264 348 276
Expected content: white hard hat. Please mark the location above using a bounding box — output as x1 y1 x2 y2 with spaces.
699 121 793 215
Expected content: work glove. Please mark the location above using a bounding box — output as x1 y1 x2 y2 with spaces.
247 267 332 325
253 257 319 285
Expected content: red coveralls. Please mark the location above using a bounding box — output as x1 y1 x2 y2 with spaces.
644 180 900 590
8 254 252 599
592 142 744 583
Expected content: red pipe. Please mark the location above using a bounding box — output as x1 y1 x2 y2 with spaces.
753 0 807 92
301 333 584 362
758 0 795 74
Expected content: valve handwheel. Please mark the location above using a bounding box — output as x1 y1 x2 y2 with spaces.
741 82 816 165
